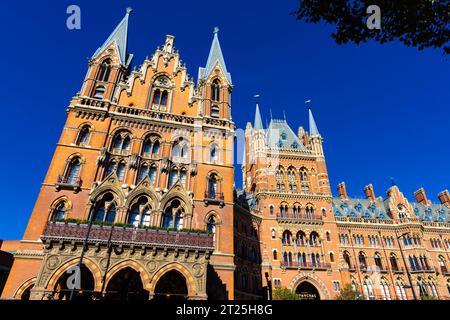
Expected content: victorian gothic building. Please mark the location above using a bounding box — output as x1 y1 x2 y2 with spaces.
1 10 450 300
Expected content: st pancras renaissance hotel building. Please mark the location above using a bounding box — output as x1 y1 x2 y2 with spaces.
1 9 449 301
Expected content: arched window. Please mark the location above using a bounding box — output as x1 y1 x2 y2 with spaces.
330 252 335 262
162 199 185 230
438 256 447 274
273 250 278 260
380 278 391 300
52 202 67 220
374 252 383 270
211 105 220 118
116 161 126 181
309 231 320 246
359 252 367 269
300 168 308 181
390 253 399 271
343 251 352 269
282 230 292 245
111 132 131 153
93 86 105 99
93 193 116 223
127 196 152 227
207 215 216 234
208 173 218 199
326 231 331 241
271 228 276 239
395 279 407 300
65 158 81 185
76 126 90 145
152 89 161 106
211 79 220 101
210 144 218 162
97 59 112 82
152 140 160 155
296 231 306 245
160 90 168 106
363 277 374 300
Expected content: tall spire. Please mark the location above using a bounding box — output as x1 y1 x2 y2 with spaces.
198 27 232 84
92 8 133 66
254 103 263 130
308 108 320 136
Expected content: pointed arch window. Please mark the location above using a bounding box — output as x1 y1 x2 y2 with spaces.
211 79 220 102
111 132 131 153
162 199 185 230
52 202 67 220
207 173 218 199
65 158 81 185
97 59 112 82
93 193 116 223
210 144 218 162
93 86 105 99
128 197 152 227
359 252 367 269
207 215 216 239
374 252 383 270
171 140 189 161
76 126 91 146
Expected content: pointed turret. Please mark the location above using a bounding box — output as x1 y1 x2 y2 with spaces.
198 27 232 84
92 7 133 67
309 109 320 136
254 103 263 130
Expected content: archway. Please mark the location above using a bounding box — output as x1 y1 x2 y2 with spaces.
21 284 34 300
154 270 188 301
105 267 149 301
52 264 95 300
295 281 321 300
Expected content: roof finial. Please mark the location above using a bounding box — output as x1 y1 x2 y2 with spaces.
126 7 133 14
283 110 287 121
214 26 219 35
390 177 396 186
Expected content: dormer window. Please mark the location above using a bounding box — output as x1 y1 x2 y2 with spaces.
281 132 287 140
292 142 299 149
150 76 172 111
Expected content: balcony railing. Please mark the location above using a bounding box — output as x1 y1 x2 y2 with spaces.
56 175 82 191
409 267 436 274
277 213 323 222
42 222 214 250
204 192 224 201
281 261 331 270
391 267 405 274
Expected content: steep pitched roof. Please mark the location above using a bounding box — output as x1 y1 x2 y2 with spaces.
254 103 263 130
198 27 232 84
265 119 304 150
309 109 320 136
92 8 132 66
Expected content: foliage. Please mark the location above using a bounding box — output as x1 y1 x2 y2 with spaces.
293 0 450 55
272 287 301 300
335 283 363 300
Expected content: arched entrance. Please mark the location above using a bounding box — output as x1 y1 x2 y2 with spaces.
154 270 188 301
21 284 34 300
295 281 321 300
105 267 149 300
52 264 95 300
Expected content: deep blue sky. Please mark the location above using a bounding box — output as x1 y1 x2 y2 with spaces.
0 1 449 240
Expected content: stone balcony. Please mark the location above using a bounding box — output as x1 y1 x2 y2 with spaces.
41 222 214 251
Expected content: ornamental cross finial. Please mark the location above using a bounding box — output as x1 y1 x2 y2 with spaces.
214 26 219 35
126 7 133 14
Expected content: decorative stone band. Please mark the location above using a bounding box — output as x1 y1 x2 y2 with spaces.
41 222 214 251
14 250 45 259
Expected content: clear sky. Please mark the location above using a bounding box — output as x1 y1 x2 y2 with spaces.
0 1 449 240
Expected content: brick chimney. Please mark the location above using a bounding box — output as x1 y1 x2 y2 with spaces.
337 182 348 200
438 190 450 207
414 188 430 205
364 184 376 202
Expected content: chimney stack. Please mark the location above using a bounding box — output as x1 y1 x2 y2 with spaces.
364 184 376 202
438 190 450 207
414 188 430 205
337 182 348 200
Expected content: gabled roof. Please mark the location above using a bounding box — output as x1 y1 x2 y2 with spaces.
265 119 304 150
198 27 232 84
92 8 132 66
